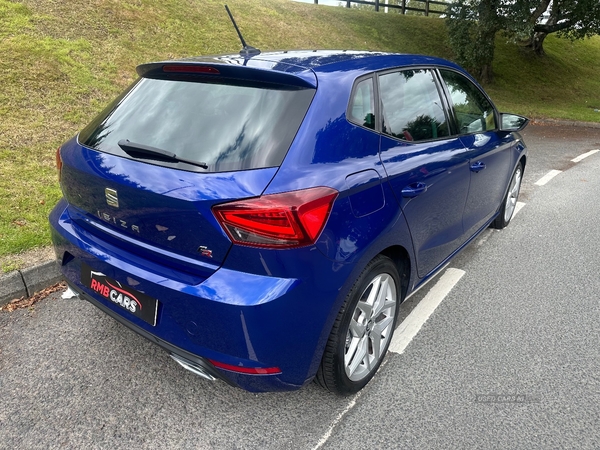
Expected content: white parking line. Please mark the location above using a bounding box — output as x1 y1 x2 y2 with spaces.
311 392 362 450
314 194 524 448
388 268 465 355
535 170 562 186
571 149 599 163
313 267 464 450
513 201 526 218
475 229 494 247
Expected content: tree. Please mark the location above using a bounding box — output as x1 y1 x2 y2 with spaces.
446 0 600 82
527 0 600 54
446 0 503 84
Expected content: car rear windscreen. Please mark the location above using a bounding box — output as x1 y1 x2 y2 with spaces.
78 77 315 172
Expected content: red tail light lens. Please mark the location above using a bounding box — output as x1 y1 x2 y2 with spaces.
209 359 281 375
212 187 338 248
55 146 63 182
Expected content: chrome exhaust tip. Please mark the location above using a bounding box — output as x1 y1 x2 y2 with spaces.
170 353 217 381
62 285 80 300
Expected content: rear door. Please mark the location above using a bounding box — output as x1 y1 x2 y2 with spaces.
377 68 471 278
438 69 512 237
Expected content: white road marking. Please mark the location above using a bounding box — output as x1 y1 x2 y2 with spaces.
571 149 599 163
476 229 494 247
388 268 466 355
311 391 362 450
513 201 526 218
535 170 562 186
404 262 449 300
312 180 528 447
312 268 465 449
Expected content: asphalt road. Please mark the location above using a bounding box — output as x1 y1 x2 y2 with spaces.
1 124 599 449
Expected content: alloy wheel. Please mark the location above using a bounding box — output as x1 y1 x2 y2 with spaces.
504 167 522 223
344 273 397 382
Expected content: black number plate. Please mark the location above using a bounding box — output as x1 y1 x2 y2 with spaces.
81 263 158 326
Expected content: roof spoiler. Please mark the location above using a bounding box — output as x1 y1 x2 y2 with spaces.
136 60 317 89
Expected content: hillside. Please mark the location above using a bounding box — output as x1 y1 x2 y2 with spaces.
1 0 599 264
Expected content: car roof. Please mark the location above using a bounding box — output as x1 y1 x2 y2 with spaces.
137 50 465 89
187 50 461 73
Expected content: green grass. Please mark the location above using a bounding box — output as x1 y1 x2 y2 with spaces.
489 33 600 120
1 0 599 266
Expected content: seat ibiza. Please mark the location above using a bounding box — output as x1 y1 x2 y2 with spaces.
50 50 528 394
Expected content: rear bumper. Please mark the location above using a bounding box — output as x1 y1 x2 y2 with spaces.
49 199 348 392
66 281 231 385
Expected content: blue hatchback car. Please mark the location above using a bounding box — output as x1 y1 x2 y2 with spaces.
50 50 528 395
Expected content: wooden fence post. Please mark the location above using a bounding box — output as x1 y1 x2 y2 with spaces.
311 0 445 16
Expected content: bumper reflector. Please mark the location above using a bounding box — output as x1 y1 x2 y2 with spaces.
209 359 281 375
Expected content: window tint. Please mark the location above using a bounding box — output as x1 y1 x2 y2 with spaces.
379 69 449 142
348 78 375 130
439 69 496 134
79 78 315 172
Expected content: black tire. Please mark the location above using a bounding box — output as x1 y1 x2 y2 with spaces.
492 162 523 230
316 255 401 395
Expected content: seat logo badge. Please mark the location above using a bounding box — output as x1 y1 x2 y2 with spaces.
105 188 119 208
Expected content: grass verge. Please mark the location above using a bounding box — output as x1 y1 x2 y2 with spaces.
1 0 599 266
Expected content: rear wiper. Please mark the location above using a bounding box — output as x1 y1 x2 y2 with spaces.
118 139 208 170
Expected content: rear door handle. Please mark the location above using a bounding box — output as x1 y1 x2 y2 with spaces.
470 161 486 172
401 182 427 198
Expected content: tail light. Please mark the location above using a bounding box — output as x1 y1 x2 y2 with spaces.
56 146 63 183
212 187 338 248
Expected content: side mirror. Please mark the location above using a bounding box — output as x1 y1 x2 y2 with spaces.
500 113 529 132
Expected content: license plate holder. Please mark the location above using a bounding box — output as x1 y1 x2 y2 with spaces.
81 263 159 326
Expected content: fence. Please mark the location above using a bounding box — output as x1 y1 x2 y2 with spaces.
311 0 448 16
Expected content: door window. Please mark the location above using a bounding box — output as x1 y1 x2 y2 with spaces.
439 70 496 134
378 69 450 142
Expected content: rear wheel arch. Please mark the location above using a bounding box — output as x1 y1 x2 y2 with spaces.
316 254 400 394
380 245 411 302
315 246 411 394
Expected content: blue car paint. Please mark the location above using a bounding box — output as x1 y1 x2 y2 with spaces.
379 136 471 278
49 50 527 392
59 136 280 272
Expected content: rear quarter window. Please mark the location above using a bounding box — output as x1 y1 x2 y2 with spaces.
79 78 315 172
348 78 376 130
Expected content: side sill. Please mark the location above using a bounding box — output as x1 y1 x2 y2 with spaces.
408 214 497 298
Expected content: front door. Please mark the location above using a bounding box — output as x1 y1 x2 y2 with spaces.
439 69 513 237
377 68 471 278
